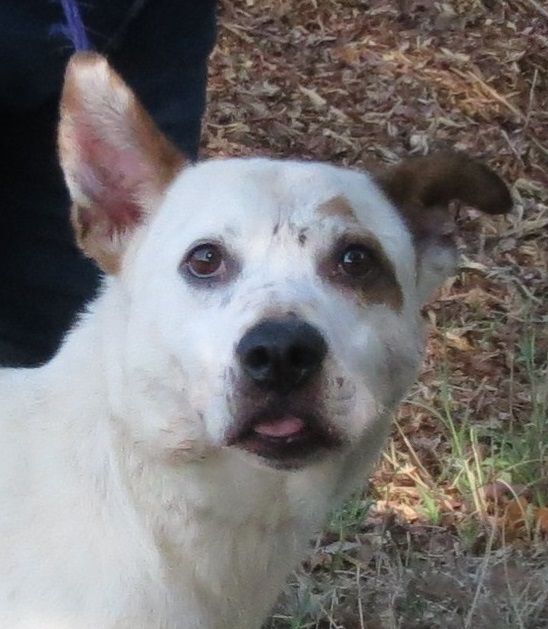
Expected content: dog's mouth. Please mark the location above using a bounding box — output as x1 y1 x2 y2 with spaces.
226 408 341 468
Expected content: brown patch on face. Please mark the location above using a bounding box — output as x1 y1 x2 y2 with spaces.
319 231 403 312
317 195 358 223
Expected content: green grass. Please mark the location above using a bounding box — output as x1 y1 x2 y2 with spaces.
408 313 548 540
417 486 442 525
327 492 372 540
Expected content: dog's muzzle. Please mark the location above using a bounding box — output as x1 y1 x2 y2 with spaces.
228 318 340 468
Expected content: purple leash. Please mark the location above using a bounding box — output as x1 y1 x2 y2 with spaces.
52 0 92 51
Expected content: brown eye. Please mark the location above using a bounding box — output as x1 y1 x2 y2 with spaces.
340 246 375 277
185 244 225 279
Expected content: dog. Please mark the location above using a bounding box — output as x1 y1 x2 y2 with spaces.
0 52 512 628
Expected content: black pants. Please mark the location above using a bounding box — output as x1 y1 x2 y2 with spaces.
0 1 216 367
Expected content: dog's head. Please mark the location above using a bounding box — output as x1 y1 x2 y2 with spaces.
58 54 512 470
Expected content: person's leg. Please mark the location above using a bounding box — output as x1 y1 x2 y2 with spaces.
108 0 217 158
0 103 100 367
0 1 217 367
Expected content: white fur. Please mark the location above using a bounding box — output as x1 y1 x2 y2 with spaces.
0 158 430 628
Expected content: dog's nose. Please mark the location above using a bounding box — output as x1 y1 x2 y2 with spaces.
236 318 327 393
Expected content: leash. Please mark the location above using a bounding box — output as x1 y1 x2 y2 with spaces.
54 0 92 51
53 0 150 53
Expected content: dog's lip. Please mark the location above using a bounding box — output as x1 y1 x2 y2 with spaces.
226 409 341 465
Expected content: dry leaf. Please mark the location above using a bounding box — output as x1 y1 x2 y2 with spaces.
504 496 530 531
298 86 327 108
445 331 474 351
534 507 548 535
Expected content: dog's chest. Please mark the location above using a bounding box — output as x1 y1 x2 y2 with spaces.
0 460 316 629
157 514 306 628
147 461 323 628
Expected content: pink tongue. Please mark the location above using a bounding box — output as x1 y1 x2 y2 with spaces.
254 416 305 438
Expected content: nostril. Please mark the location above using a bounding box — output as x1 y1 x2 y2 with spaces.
246 346 271 370
288 345 315 369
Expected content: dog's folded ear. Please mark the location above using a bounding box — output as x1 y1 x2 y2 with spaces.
58 52 185 274
374 152 513 303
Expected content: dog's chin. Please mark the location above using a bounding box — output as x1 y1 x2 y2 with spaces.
226 410 342 470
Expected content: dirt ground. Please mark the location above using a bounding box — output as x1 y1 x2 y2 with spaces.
204 1 548 627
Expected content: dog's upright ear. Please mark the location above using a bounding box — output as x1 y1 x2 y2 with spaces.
375 152 513 303
58 52 185 274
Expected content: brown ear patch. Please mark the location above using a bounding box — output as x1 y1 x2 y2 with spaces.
58 52 185 274
373 151 512 303
375 152 512 242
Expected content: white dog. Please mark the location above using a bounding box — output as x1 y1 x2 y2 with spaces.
0 53 512 628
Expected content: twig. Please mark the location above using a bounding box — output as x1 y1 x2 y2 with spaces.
464 524 497 629
500 129 525 166
529 134 548 157
356 566 366 629
463 70 524 120
522 0 548 20
393 421 434 484
524 68 538 131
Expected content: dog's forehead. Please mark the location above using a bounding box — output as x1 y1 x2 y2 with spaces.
161 158 405 240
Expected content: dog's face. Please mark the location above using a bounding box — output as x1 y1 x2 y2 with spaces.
122 158 424 469
58 54 511 470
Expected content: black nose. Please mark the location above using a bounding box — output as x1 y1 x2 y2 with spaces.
236 318 327 393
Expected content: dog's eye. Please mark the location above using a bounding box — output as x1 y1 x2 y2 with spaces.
185 244 226 279
339 245 376 277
